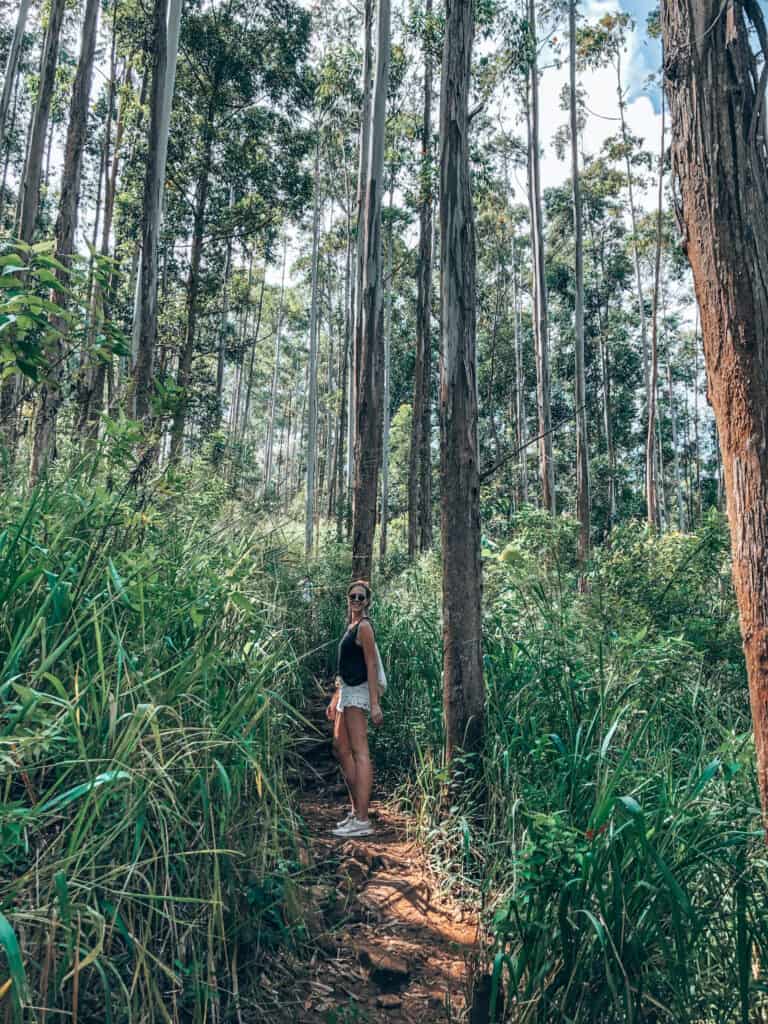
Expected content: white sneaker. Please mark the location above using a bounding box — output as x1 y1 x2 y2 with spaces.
336 811 356 828
332 816 374 838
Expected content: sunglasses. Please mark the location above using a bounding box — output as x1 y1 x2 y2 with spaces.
348 593 367 602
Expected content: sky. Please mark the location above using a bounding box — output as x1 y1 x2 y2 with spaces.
275 0 668 284
531 0 663 196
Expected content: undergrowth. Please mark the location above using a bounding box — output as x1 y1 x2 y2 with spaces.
0 461 310 1022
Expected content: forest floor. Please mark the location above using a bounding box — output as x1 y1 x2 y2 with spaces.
261 683 483 1023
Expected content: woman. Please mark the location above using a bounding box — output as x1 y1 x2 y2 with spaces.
326 579 384 837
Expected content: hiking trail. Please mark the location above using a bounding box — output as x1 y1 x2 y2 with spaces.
272 679 483 1022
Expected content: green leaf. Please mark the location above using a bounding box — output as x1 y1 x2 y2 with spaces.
39 770 131 814
108 559 137 611
0 911 29 1019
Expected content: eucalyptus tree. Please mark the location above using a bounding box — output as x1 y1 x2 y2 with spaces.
264 237 287 497
646 96 665 529
29 0 101 481
0 0 33 153
408 0 436 557
440 0 483 762
132 0 168 420
352 0 390 581
131 0 182 419
525 0 555 513
661 0 768 826
305 139 322 555
166 0 312 460
569 0 589 563
16 0 65 242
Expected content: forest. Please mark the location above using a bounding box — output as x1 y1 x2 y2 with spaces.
2 0 768 1019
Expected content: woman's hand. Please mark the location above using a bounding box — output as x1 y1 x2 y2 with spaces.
370 703 383 728
326 691 339 721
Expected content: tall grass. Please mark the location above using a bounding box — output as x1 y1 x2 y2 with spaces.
0 465 308 1022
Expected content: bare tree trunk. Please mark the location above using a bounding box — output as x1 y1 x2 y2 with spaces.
215 232 233 426
132 0 181 418
0 0 33 153
0 70 22 228
570 0 590 565
351 0 374 488
29 0 100 483
526 9 555 514
440 0 483 763
305 139 322 556
264 238 287 497
666 358 686 531
16 0 66 242
352 0 390 581
646 94 665 529
132 0 169 420
341 143 354 533
409 0 434 559
617 46 650 403
599 322 616 527
169 101 214 456
379 198 393 560
661 0 768 825
240 263 266 449
82 56 129 438
512 230 528 505
336 324 349 540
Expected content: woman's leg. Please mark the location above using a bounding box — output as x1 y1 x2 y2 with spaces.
344 708 372 821
333 708 356 814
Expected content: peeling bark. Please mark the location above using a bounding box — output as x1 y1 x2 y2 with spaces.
440 0 483 762
662 0 768 828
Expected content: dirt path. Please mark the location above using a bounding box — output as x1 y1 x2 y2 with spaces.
279 688 482 1023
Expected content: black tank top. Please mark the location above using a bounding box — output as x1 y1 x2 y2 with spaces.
337 620 373 687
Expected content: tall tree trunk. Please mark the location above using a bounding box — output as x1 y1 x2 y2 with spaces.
409 0 434 559
646 94 665 529
0 0 33 153
599 322 616 528
215 232 233 427
342 141 354 532
692 309 702 524
29 0 100 483
336 313 349 540
570 0 590 565
419 205 435 551
526 8 555 514
379 197 393 560
352 0 390 581
82 55 129 439
264 238 287 497
305 139 322 556
351 0 375 489
440 0 483 763
661 0 768 825
131 0 181 418
240 262 266 452
169 102 214 456
617 46 650 403
16 0 66 242
132 0 170 420
512 230 528 505
0 70 22 228
666 358 686 531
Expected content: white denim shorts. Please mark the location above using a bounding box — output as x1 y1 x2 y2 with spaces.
336 679 371 714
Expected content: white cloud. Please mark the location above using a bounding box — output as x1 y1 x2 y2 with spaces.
534 0 663 205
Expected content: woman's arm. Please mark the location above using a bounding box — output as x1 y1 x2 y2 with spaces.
326 678 341 720
357 621 383 726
